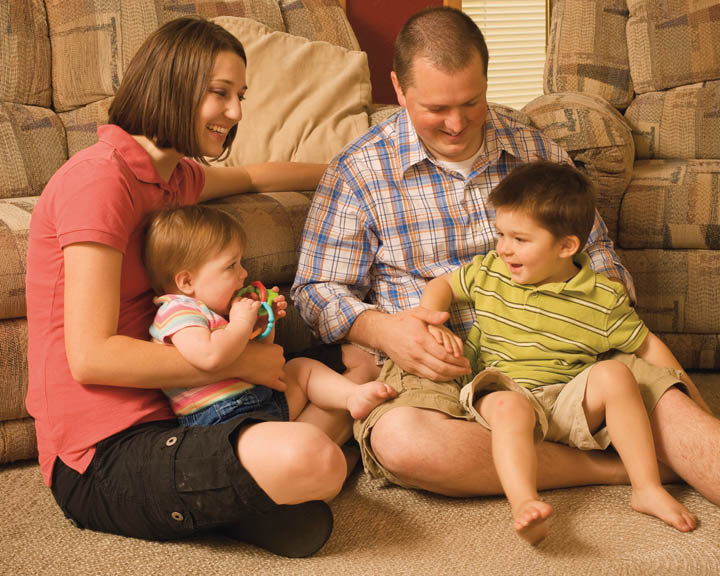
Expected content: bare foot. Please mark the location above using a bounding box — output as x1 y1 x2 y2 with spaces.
631 486 696 532
346 381 397 420
513 499 553 545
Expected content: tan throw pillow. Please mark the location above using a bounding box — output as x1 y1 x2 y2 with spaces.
213 16 371 164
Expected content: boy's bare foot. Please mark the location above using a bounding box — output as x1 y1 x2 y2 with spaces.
513 499 553 545
347 381 397 420
630 486 696 532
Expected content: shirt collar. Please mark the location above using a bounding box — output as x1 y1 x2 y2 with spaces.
397 105 539 178
489 250 596 295
97 124 180 186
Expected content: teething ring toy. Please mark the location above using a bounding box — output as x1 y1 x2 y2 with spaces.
235 281 278 341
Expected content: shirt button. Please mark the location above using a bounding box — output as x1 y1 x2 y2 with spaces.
165 436 177 447
171 512 184 522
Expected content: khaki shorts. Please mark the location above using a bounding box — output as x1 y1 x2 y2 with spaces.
353 353 685 485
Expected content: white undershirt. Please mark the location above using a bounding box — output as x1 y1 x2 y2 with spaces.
434 139 487 180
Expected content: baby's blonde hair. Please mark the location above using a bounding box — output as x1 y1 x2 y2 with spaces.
144 204 246 295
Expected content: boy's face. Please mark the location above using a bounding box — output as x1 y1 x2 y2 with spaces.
185 241 247 315
494 208 577 286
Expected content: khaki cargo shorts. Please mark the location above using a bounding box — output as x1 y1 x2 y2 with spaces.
353 353 685 485
461 353 685 450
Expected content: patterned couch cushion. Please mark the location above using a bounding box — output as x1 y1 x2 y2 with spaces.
0 198 35 321
279 0 360 51
213 16 371 164
620 248 720 334
47 0 285 112
58 98 114 159
0 104 67 199
524 92 635 241
627 0 720 94
544 0 633 109
625 80 720 159
0 0 51 107
620 159 720 249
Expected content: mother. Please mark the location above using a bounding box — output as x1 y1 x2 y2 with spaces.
26 16 343 557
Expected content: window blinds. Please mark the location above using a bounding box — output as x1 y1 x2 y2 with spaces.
462 1 548 110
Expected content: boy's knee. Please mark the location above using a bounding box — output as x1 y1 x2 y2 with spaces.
590 360 638 398
485 391 535 426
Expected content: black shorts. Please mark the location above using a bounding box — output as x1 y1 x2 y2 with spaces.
51 344 346 541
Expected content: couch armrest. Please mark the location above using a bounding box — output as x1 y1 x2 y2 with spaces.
524 92 635 241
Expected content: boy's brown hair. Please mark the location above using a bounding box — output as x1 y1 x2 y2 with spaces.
144 204 247 295
108 16 246 164
394 7 489 90
488 161 596 252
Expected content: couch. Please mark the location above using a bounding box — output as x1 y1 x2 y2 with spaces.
2 1 720 573
523 0 720 372
0 0 392 465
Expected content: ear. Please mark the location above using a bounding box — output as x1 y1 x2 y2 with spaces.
558 235 581 258
390 71 407 108
174 270 195 296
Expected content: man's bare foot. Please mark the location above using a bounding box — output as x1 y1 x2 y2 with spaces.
347 381 397 420
631 486 696 532
513 499 553 545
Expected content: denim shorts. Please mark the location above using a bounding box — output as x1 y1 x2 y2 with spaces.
179 386 289 427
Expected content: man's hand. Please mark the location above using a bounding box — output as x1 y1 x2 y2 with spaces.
376 307 470 381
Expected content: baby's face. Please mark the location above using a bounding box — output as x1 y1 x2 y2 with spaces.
189 241 247 315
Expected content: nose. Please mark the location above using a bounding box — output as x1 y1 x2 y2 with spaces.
496 236 510 256
237 262 248 283
227 97 242 122
444 109 465 134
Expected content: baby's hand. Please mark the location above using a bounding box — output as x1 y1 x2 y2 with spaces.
269 286 287 320
427 324 464 358
229 298 261 327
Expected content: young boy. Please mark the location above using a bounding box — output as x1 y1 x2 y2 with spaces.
144 204 395 429
420 161 696 544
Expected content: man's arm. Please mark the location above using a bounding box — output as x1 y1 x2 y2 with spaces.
585 212 637 303
292 164 469 381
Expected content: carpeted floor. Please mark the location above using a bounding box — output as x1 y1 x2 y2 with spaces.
3 374 720 576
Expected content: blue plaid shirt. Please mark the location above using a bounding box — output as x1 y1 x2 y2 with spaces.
292 106 633 350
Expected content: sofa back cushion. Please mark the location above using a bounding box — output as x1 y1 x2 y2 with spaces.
47 0 285 112
213 16 371 164
279 0 360 50
545 0 634 109
0 0 51 107
627 0 720 94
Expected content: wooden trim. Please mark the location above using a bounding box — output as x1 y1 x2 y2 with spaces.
443 0 462 8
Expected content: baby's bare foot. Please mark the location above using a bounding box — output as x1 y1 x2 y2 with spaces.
631 486 696 532
347 381 397 420
513 499 553 545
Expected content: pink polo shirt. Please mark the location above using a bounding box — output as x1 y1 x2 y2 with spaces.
26 125 205 486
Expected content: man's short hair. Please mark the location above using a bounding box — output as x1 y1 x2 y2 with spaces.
394 7 489 90
144 204 247 295
488 161 596 251
109 16 246 164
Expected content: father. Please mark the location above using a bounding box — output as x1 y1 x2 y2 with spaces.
292 7 720 504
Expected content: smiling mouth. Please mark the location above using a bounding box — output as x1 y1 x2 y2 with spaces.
207 124 229 136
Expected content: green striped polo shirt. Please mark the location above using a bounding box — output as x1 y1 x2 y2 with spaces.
451 251 648 389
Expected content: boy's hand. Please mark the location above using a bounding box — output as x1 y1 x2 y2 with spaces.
427 324 464 358
229 298 261 327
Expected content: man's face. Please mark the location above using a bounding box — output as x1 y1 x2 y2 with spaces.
392 52 488 163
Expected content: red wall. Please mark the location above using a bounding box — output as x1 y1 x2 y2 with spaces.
346 1 445 105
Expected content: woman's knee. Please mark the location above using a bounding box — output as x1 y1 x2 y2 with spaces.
237 421 345 504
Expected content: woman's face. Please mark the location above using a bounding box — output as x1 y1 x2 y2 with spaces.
195 51 247 158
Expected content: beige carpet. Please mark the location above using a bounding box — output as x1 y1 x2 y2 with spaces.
3 374 720 576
